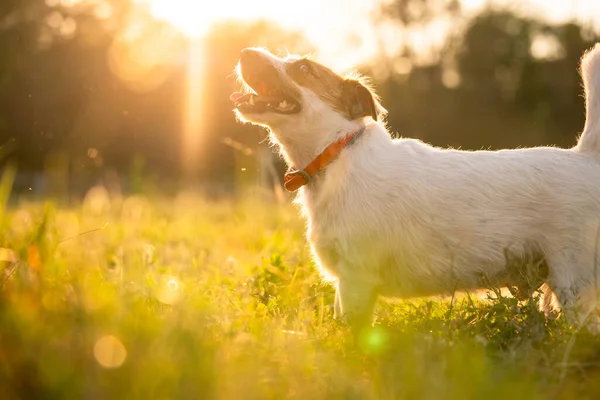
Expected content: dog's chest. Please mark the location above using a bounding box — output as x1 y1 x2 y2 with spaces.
307 213 449 295
302 191 413 282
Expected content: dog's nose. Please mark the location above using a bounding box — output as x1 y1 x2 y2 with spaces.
240 48 263 65
238 48 278 88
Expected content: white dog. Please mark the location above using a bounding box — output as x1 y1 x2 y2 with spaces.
232 44 600 333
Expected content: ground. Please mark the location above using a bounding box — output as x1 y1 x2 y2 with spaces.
1 191 600 399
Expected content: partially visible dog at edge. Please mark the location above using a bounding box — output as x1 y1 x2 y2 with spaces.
231 44 600 334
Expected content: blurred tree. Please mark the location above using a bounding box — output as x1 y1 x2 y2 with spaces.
383 0 460 23
0 0 312 196
0 0 136 190
378 0 461 62
0 1 599 197
374 7 599 151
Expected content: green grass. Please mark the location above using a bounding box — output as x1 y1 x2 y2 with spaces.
2 191 600 399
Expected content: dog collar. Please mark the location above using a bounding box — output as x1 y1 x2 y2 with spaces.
283 125 366 192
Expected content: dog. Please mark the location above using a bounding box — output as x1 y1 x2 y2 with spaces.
231 44 600 333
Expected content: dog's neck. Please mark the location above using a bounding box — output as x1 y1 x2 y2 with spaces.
270 119 365 173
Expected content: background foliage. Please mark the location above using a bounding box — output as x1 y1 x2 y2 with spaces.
2 1 600 397
0 0 598 198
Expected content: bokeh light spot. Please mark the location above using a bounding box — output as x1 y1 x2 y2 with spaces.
46 11 63 29
156 275 182 305
0 248 16 263
93 335 127 369
10 210 32 239
83 185 111 215
361 326 389 354
167 278 178 291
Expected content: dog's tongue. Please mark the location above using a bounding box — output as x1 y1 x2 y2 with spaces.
230 92 251 102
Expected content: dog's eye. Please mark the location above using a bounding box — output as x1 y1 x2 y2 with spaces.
299 64 311 74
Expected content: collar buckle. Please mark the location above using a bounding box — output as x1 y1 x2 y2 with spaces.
286 169 312 184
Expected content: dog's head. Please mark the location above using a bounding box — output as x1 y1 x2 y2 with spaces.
231 48 386 163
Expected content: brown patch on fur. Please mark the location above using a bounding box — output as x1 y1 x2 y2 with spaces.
285 58 384 121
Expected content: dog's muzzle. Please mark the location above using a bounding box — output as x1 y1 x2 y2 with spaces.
231 49 301 115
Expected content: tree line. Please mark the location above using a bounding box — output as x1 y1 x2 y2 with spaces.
0 0 598 196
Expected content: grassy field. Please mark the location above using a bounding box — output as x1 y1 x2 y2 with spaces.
1 188 600 399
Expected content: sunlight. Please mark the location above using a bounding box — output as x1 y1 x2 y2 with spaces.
155 275 182 305
134 0 395 71
127 0 600 175
130 0 397 174
182 39 205 179
137 0 293 38
94 335 127 369
128 0 458 174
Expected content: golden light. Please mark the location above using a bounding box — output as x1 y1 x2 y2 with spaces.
0 247 16 263
126 0 522 177
155 275 183 305
134 0 396 70
182 39 205 178
60 0 600 178
94 335 127 368
137 0 287 38
130 0 397 177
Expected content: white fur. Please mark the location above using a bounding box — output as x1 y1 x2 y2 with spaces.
236 45 600 332
577 43 600 160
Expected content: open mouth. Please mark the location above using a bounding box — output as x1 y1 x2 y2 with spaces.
230 90 299 114
232 49 301 115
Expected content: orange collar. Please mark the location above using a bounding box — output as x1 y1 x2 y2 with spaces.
283 126 366 192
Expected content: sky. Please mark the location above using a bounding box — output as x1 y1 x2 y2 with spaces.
133 0 600 72
484 0 600 26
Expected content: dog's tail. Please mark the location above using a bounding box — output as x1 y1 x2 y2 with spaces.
576 43 600 159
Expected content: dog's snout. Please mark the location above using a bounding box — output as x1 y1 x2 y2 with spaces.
240 48 265 67
238 48 281 91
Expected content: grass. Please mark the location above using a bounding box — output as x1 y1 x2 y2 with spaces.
2 189 600 399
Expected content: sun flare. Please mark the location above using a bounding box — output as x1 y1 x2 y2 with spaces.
134 0 395 71
137 0 300 38
130 0 398 176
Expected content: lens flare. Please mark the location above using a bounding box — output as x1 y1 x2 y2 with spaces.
360 326 389 354
155 275 182 305
94 335 127 368
134 0 396 71
182 40 205 179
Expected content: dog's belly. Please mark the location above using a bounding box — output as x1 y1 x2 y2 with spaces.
310 225 547 299
376 248 548 298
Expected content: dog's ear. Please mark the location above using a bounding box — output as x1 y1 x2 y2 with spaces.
341 79 379 121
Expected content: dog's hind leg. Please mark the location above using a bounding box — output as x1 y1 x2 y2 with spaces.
545 251 600 332
553 282 600 333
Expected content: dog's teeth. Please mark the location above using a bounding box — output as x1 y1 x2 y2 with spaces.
279 100 288 109
249 96 255 105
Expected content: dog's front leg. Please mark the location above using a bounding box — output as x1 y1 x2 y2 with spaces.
335 276 377 335
333 288 342 320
